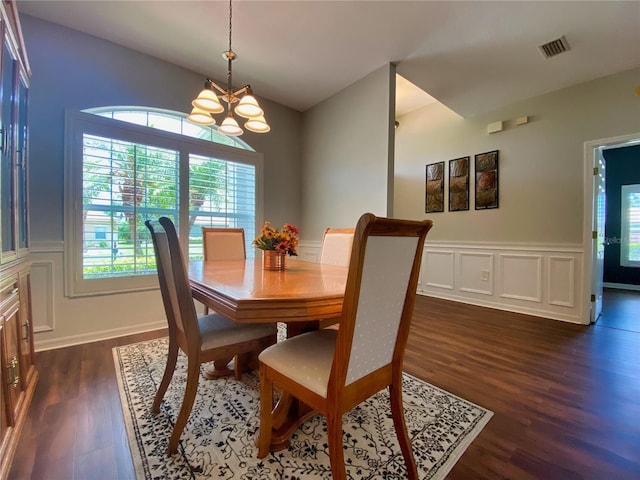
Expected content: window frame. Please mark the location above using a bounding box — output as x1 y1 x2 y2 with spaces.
620 183 640 268
64 110 263 297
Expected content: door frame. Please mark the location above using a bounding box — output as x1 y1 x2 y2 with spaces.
583 132 640 324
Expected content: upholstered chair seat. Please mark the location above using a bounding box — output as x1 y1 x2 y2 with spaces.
259 329 337 397
198 314 277 351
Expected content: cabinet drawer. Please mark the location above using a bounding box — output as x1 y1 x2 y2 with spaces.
0 279 19 314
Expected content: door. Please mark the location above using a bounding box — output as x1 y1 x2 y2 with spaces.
591 152 605 323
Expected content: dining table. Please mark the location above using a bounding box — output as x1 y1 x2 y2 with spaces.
188 256 349 450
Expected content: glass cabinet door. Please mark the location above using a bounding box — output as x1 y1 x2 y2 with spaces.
16 71 28 252
0 28 17 258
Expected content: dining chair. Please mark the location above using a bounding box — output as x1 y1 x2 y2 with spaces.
319 227 355 267
145 217 277 454
257 212 433 480
200 227 249 375
202 227 246 261
201 227 246 315
319 227 355 329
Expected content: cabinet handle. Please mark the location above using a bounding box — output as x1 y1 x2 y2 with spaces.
8 356 20 388
0 126 7 155
22 321 30 341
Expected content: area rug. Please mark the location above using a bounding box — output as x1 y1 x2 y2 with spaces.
114 337 492 479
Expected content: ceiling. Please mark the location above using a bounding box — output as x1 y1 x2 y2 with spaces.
16 1 640 118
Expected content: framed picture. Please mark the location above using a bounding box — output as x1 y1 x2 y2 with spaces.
448 156 470 211
475 150 499 209
425 161 444 213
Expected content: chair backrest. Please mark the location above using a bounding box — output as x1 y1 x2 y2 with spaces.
202 227 246 261
319 228 355 267
330 213 433 392
146 217 199 342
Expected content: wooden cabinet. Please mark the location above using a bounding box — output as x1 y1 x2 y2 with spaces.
0 1 36 478
0 268 35 479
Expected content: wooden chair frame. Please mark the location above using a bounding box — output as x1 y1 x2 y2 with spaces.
257 213 433 479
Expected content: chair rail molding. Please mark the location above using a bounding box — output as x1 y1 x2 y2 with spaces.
30 241 64 253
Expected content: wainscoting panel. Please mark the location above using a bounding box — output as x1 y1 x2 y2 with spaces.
301 240 585 323
458 252 494 295
419 242 584 324
499 254 542 302
423 250 455 290
296 242 321 263
30 260 55 332
30 239 586 350
548 256 575 307
30 243 167 351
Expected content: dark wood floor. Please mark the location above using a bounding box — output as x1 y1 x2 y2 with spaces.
8 289 640 479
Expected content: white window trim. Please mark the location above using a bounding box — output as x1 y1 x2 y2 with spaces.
64 110 264 297
620 183 640 268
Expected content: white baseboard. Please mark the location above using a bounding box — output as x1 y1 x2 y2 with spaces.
604 282 640 292
418 291 583 324
35 320 166 352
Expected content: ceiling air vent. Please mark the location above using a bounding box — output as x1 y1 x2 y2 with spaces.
538 35 570 59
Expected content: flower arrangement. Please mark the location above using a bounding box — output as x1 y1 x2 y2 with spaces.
253 222 299 256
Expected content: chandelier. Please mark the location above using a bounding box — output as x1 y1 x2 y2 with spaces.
187 0 270 135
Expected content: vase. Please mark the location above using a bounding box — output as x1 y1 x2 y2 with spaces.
262 250 286 270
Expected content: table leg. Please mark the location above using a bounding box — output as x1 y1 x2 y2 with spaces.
285 320 320 338
203 357 234 379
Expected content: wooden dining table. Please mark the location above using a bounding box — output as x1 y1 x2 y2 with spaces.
188 257 349 450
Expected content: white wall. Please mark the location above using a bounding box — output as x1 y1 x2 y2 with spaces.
22 15 303 350
394 66 640 323
300 64 395 239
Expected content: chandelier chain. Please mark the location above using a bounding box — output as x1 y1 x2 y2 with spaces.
228 0 232 53
226 0 233 99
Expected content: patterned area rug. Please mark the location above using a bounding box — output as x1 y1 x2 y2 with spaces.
114 337 492 479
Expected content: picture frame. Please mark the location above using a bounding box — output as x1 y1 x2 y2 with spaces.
425 161 445 213
474 150 499 209
448 156 470 211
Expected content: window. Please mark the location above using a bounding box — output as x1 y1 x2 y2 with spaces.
94 226 107 241
90 107 254 151
621 184 640 267
65 109 263 297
